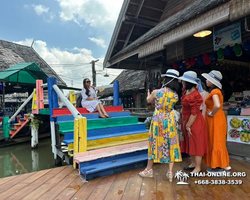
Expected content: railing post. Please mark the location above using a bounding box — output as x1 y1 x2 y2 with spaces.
32 89 38 114
47 77 59 161
113 81 119 106
79 117 87 152
73 118 79 169
3 117 10 139
36 80 44 111
69 91 76 107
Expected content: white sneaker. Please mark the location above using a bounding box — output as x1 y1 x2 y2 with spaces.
224 166 231 171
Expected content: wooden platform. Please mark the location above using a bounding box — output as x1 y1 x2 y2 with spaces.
0 158 250 200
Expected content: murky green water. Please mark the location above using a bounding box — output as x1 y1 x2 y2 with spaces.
0 138 60 178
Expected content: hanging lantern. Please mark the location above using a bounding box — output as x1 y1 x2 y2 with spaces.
185 58 191 68
202 54 211 65
243 41 250 51
173 62 178 69
197 55 204 66
190 57 196 66
224 46 233 56
233 44 242 57
217 48 224 61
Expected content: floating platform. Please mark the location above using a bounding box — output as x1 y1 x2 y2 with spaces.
0 158 249 200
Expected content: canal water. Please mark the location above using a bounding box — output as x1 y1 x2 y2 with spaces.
0 138 61 178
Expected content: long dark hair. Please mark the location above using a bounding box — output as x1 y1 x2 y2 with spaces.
163 77 179 93
185 82 197 90
83 78 90 97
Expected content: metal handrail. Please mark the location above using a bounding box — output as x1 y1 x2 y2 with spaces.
53 85 81 118
8 91 34 123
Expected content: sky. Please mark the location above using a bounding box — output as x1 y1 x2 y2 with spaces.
0 0 124 88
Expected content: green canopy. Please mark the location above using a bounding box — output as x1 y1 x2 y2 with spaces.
0 63 49 84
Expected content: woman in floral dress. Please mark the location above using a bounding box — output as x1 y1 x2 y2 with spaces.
139 69 182 182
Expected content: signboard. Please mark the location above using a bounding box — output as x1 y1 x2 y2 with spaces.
213 22 242 51
227 115 250 144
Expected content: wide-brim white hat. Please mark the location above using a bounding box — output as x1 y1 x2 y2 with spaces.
161 69 179 79
202 70 222 89
178 71 198 85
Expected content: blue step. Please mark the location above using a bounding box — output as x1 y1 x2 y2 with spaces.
84 160 147 181
63 129 148 145
56 111 130 123
63 123 147 140
79 150 148 180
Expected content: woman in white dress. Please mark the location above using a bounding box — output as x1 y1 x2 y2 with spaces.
81 78 111 118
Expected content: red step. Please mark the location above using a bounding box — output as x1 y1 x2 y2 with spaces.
53 106 123 116
9 117 30 139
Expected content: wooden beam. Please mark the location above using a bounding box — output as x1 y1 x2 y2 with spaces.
123 0 145 48
137 15 159 22
129 2 165 12
124 16 158 27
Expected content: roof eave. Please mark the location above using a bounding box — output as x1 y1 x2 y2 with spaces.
104 0 131 69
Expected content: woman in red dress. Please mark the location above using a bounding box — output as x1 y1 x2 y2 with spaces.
179 71 208 173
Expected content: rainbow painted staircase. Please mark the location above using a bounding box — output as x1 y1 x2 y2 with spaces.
54 106 149 181
9 114 30 139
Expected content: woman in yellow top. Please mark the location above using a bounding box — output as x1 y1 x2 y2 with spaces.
202 70 230 172
139 69 182 182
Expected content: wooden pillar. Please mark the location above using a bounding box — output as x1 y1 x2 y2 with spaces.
113 81 119 106
31 123 38 149
47 77 59 161
136 93 141 108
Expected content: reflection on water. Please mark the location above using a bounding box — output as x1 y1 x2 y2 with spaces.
0 138 60 178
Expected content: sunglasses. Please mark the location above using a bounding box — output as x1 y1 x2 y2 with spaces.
86 81 91 83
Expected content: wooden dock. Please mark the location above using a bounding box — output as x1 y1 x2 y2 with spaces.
0 158 250 200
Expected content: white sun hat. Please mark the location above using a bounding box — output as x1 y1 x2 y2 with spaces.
178 71 198 85
201 70 222 89
161 69 179 79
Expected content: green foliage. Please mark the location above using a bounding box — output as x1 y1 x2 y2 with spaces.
30 115 43 130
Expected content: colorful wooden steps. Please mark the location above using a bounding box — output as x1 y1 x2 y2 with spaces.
53 106 123 116
74 141 148 163
75 142 148 181
9 114 30 139
63 123 147 140
64 130 148 145
56 111 130 122
39 109 50 115
59 116 140 134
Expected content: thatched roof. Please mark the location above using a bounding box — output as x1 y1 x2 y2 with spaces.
0 39 66 86
98 70 147 97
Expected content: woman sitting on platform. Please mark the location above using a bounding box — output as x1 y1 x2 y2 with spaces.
81 78 111 118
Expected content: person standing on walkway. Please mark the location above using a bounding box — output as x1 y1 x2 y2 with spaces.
202 70 230 172
139 69 182 182
178 71 208 174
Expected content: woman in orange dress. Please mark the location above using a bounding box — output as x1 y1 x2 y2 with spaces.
202 70 230 172
179 71 208 174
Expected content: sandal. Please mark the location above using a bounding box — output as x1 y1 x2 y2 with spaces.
104 114 111 118
139 168 153 178
166 172 173 182
98 115 106 118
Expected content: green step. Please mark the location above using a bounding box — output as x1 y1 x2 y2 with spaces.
59 116 139 134
39 109 50 115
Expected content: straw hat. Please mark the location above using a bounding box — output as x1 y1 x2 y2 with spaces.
178 71 198 85
161 69 179 78
201 70 222 89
